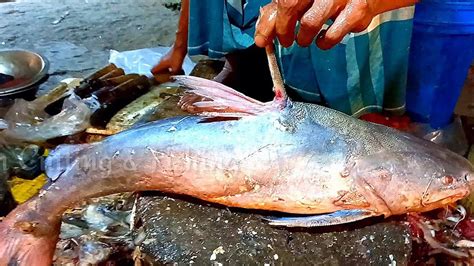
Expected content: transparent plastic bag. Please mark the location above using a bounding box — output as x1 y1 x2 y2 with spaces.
0 78 92 142
1 94 92 142
409 117 469 156
109 47 195 77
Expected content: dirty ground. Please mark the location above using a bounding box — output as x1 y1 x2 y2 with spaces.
134 193 411 265
0 0 178 95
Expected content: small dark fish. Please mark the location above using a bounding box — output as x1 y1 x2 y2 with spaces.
45 66 126 116
88 75 151 127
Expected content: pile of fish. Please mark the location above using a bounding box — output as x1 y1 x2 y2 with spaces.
0 62 199 264
0 65 161 264
45 64 151 129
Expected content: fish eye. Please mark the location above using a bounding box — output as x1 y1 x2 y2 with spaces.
442 175 454 185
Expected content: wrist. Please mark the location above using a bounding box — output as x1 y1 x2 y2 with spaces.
173 30 188 51
171 43 187 59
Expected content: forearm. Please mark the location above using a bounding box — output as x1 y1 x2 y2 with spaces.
370 0 419 14
174 0 189 50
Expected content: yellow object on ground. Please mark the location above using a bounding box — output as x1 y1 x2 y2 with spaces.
8 149 50 203
9 174 48 204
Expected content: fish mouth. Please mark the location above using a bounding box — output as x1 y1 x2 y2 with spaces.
421 171 473 206
451 191 470 201
424 191 470 206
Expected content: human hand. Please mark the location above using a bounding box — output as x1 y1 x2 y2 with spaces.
151 45 187 75
255 0 417 50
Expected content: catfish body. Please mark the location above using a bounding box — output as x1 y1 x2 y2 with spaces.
46 101 473 216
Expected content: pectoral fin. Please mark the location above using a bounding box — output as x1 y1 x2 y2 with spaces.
45 143 95 181
263 210 376 227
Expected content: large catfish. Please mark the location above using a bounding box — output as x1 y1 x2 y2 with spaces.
1 52 473 266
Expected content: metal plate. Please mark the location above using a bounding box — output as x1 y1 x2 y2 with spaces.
0 49 49 96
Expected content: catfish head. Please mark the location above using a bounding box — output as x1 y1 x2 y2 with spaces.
351 149 473 216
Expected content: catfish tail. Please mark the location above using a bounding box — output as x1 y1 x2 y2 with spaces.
0 143 95 265
0 198 61 266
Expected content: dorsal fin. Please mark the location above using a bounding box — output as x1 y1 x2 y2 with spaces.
172 76 278 118
172 44 289 118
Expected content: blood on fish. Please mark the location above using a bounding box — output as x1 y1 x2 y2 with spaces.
457 218 474 241
407 214 424 239
275 90 283 100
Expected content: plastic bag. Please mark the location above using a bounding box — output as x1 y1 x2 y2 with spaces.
1 94 92 142
360 113 469 156
109 47 195 77
9 174 48 204
409 117 469 156
0 143 44 179
0 79 92 142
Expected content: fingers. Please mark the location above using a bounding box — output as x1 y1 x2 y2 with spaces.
255 0 312 47
275 0 312 47
151 56 184 75
151 44 187 75
296 0 334 47
255 2 278 48
316 1 371 50
256 0 376 49
151 60 172 75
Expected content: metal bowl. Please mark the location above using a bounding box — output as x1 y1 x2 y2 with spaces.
0 49 49 96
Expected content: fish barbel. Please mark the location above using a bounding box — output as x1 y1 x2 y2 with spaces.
1 58 474 265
